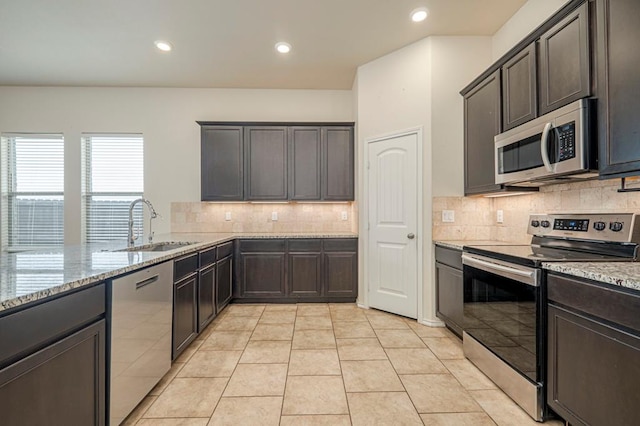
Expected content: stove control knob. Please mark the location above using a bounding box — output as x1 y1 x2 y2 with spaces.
541 220 551 228
594 221 607 231
530 220 540 228
610 222 624 232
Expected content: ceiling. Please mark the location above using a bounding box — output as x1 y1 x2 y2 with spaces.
0 0 527 89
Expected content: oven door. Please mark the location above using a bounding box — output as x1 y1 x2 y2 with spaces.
461 252 546 421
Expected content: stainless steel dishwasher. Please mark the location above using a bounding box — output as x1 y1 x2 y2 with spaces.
109 261 173 425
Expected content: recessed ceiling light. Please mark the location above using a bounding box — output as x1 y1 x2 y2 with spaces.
410 7 428 22
154 40 173 52
275 42 291 54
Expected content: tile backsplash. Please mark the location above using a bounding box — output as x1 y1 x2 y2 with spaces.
433 177 640 243
172 202 357 233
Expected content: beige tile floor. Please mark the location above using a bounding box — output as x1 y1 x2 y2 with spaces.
122 303 564 426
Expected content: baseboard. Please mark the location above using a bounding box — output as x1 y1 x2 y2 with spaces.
419 318 446 327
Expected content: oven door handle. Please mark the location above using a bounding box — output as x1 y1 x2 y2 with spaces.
462 254 539 287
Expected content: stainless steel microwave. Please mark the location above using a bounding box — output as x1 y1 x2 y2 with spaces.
495 99 597 186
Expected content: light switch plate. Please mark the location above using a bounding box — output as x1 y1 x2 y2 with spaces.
497 209 504 223
271 211 278 221
442 210 455 223
341 211 348 220
225 212 232 221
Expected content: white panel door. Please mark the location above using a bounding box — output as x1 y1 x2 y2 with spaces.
367 132 418 318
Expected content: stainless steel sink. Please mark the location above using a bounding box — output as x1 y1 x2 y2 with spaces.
113 241 199 252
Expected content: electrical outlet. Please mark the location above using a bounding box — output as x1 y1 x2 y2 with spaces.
341 211 348 220
497 209 504 223
225 212 231 221
271 211 278 221
442 210 455 223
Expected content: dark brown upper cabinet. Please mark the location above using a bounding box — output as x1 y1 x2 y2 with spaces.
464 70 502 195
201 126 244 201
244 127 288 200
199 122 354 201
596 0 640 178
322 127 354 200
288 127 322 200
502 43 538 131
539 2 591 115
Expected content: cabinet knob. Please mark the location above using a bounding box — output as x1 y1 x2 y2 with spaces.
407 233 415 239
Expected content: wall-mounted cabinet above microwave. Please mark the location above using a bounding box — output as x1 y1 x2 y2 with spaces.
461 0 592 196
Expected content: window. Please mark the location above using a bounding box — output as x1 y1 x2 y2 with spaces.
1 134 64 250
82 134 144 243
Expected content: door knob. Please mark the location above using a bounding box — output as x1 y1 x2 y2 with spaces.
407 233 415 239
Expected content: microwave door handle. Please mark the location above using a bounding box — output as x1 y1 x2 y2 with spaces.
540 122 554 172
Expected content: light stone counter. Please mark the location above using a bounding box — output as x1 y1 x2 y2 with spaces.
0 232 358 313
543 262 640 292
434 240 522 251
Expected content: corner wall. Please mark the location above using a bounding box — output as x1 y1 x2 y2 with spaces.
0 87 353 244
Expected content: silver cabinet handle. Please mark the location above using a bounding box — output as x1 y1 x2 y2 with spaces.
135 274 159 290
407 233 415 239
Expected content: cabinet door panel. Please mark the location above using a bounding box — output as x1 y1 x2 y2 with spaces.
435 262 463 336
289 127 321 200
241 253 286 297
548 304 640 426
597 0 640 176
216 256 233 312
198 265 216 331
173 274 198 359
201 126 244 201
502 43 537 131
0 320 105 426
289 253 322 297
245 127 288 200
464 70 502 195
323 252 357 297
539 2 590 115
322 127 354 200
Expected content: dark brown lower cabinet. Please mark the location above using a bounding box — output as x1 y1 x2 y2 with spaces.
547 273 640 426
173 273 198 360
288 239 322 298
0 320 106 426
323 252 357 298
216 255 233 312
434 245 463 337
240 253 287 297
198 264 216 332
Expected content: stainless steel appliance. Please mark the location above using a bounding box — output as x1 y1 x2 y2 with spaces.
494 99 597 186
109 261 173 425
462 213 640 422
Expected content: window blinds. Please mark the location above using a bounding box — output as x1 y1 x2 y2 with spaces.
3 134 65 249
83 134 144 243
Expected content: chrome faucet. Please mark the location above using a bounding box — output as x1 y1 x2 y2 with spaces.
128 198 158 247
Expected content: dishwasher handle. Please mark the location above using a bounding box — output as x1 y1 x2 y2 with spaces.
135 274 159 290
462 253 539 287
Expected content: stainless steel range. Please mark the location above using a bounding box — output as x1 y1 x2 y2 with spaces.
461 213 640 422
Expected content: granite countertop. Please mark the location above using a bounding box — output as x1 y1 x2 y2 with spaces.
0 232 358 313
433 240 522 251
543 262 640 292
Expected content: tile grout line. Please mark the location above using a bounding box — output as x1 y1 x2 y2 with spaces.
331 305 354 425
278 305 296 426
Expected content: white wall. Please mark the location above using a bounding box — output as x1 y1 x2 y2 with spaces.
355 35 492 324
430 36 493 197
0 87 353 243
492 0 569 60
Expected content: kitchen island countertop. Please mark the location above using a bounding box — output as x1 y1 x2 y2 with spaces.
0 232 358 313
543 262 640 292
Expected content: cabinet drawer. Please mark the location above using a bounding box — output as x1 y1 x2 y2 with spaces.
217 241 234 259
239 239 286 252
323 238 357 252
288 239 322 252
0 283 105 366
435 246 462 270
199 246 217 268
174 253 199 281
548 273 640 333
